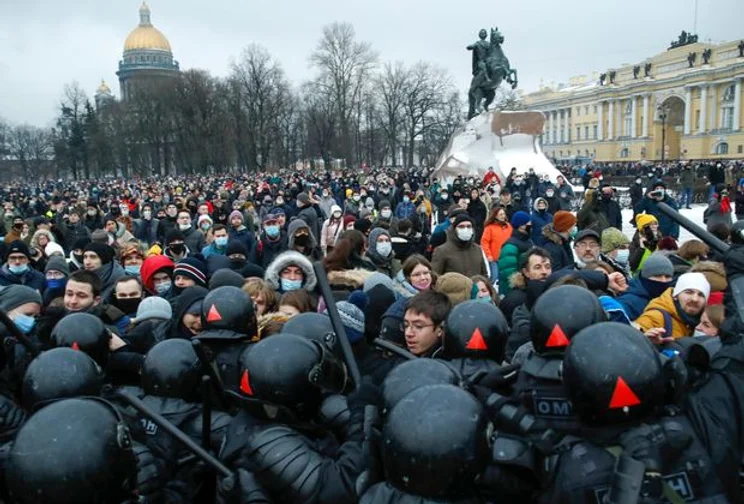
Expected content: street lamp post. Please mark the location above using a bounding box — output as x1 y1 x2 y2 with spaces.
657 105 669 161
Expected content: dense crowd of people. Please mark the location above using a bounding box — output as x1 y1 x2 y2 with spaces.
0 163 744 503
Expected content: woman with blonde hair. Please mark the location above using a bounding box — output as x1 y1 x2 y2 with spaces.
242 278 278 317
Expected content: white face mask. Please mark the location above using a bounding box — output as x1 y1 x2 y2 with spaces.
376 242 392 257
693 330 708 337
179 223 191 231
615 249 630 265
456 227 474 241
381 209 392 219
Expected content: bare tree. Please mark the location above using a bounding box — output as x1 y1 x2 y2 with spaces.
231 44 291 171
492 87 525 110
310 22 378 167
402 62 453 168
8 125 53 179
375 62 409 166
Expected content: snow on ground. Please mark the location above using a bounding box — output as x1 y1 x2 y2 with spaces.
621 204 707 244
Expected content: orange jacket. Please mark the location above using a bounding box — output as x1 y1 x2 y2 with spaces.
481 221 512 262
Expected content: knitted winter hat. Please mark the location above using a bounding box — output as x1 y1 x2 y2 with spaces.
326 290 367 344
197 214 213 227
173 257 208 287
84 242 115 265
44 242 65 258
343 214 356 228
209 269 245 290
45 256 70 278
0 285 42 312
553 211 577 233
434 272 474 307
226 240 249 258
135 296 173 322
72 237 92 251
510 211 531 229
673 272 710 301
4 240 31 262
635 213 658 231
657 237 678 251
229 210 244 222
641 253 674 279
600 227 630 253
363 272 395 293
453 213 475 228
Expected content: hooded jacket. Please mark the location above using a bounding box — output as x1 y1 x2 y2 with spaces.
140 255 175 295
264 251 318 293
480 220 512 263
541 224 573 272
431 226 488 278
634 288 696 339
364 228 401 278
530 198 553 246
497 229 533 295
287 219 322 260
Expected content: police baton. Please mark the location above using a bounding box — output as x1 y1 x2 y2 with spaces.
114 389 233 479
0 308 40 357
372 338 417 361
656 202 744 323
313 261 362 390
656 202 728 254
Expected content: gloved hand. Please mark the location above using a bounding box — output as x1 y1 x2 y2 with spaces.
132 442 163 501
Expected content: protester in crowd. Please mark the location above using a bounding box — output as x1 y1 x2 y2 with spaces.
695 304 724 336
393 254 434 298
242 278 278 317
497 211 533 294
540 210 577 272
481 206 512 282
431 214 488 278
572 229 601 270
704 184 733 231
635 271 710 340
277 289 316 318
629 212 663 273
0 241 46 291
616 253 674 321
599 227 631 277
634 180 680 239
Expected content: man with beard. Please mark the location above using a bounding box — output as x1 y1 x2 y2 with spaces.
635 271 709 340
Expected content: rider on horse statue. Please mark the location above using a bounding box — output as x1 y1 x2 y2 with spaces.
466 27 518 119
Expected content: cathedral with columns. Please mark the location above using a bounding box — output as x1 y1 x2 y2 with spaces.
95 2 180 106
523 33 744 162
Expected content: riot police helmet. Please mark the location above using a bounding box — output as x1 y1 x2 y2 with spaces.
381 358 464 414
201 286 258 337
563 322 665 426
5 398 137 504
141 339 202 402
382 384 490 498
236 333 347 419
22 347 103 412
443 300 509 362
283 312 341 358
50 312 110 367
531 285 606 355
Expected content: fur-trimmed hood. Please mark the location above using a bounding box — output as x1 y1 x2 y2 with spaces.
509 271 527 290
690 260 727 292
264 250 317 291
541 223 566 245
326 268 375 289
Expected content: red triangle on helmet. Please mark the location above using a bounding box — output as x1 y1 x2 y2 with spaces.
240 370 253 395
207 304 222 323
71 341 80 351
545 324 570 348
466 328 488 351
608 377 641 409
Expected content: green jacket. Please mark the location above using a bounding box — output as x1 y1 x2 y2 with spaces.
497 230 533 295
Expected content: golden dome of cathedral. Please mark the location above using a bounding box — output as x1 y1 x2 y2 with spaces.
123 2 172 53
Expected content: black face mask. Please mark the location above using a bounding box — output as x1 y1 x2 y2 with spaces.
295 234 310 246
13 223 23 231
231 258 246 269
73 253 84 264
170 244 185 255
115 297 142 316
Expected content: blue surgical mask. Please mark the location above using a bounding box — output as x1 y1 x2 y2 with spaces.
266 225 280 238
215 236 228 247
281 278 303 292
13 314 35 334
125 265 141 276
46 278 66 290
8 264 28 275
476 295 494 305
154 281 172 295
615 249 630 265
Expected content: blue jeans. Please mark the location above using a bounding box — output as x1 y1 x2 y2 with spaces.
489 261 499 283
708 184 717 200
680 187 692 208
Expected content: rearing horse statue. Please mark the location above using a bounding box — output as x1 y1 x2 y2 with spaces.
467 27 518 120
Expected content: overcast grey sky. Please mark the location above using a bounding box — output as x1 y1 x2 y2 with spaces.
1 0 743 127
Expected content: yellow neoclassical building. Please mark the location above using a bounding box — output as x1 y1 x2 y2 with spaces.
523 33 744 163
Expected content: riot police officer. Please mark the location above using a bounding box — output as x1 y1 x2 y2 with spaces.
513 285 606 435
